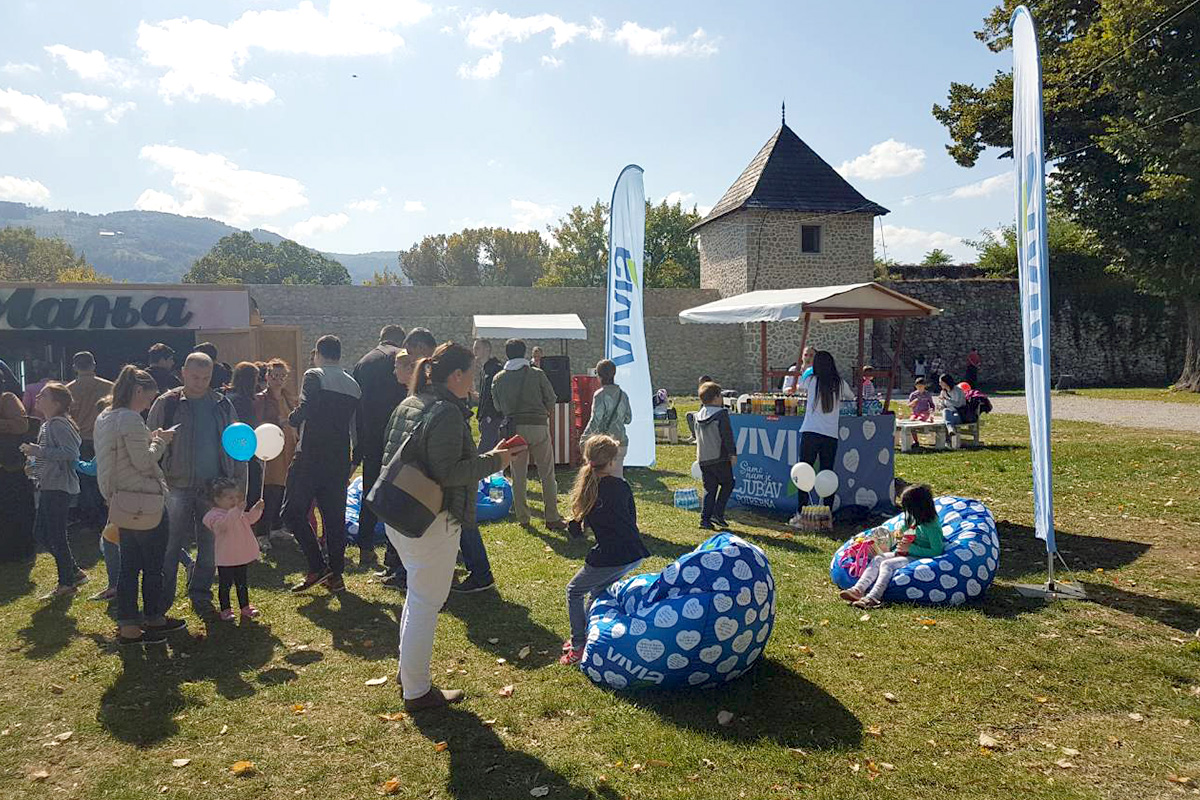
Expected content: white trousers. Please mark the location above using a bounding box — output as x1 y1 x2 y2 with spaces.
851 554 911 602
386 512 461 700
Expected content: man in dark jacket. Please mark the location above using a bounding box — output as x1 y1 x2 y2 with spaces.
284 335 362 594
194 342 232 390
473 338 504 453
352 324 405 570
147 343 180 393
148 352 247 617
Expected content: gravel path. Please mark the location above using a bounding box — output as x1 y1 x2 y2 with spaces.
990 394 1200 433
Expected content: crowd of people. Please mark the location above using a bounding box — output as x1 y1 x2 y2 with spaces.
0 326 653 711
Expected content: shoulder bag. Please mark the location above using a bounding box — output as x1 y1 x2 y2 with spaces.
109 424 164 530
365 401 449 539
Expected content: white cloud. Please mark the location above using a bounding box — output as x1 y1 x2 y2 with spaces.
837 139 926 180
0 89 67 134
511 199 555 230
403 200 426 213
461 12 601 50
1 63 40 76
44 44 134 86
875 224 972 264
104 101 136 123
939 172 1013 200
136 144 308 225
541 54 563 68
348 198 380 212
288 212 349 242
137 0 432 105
612 22 718 57
664 190 694 206
0 176 51 204
60 92 110 112
458 51 503 80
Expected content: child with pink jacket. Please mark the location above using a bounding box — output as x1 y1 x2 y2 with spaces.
203 477 264 621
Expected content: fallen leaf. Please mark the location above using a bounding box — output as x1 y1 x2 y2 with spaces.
647 759 670 768
434 741 449 752
498 685 514 698
363 639 374 648
851 652 865 659
631 763 645 774
381 777 402 795
488 637 499 644
377 712 405 722
859 614 871 622
866 725 883 739
54 731 73 742
219 725 229 735
819 619 830 626
702 758 717 769
171 758 191 768
29 770 50 782
49 684 65 694
880 762 896 771
496 658 507 665
530 786 550 797
797 645 814 657
518 646 531 660
230 761 256 777
1055 759 1075 769
1168 775 1195 787
979 733 1000 749
292 704 307 715
365 677 388 686
918 618 937 626
1061 747 1080 757
1035 696 1049 704
787 747 807 757
1129 712 1144 722
882 692 898 704
482 719 497 726
159 786 168 794
717 710 734 726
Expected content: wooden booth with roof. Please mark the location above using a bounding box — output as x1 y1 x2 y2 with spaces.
678 283 940 516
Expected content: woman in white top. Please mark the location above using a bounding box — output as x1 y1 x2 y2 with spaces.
798 351 854 506
937 373 968 431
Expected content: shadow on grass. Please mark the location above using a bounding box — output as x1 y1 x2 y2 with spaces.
445 591 562 670
524 523 692 563
411 706 623 800
98 643 189 746
16 595 81 659
1077 582 1200 634
0 559 35 606
296 590 398 661
616 658 861 750
65 526 102 571
199 619 285 700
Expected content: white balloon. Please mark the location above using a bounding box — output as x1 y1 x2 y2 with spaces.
813 469 839 498
789 461 815 491
690 461 703 481
254 423 286 461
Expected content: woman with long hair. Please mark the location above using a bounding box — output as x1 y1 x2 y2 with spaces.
382 342 524 711
0 387 37 564
798 350 853 506
93 366 186 645
253 359 298 541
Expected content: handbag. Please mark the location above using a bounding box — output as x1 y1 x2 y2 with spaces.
109 490 164 531
365 401 449 539
498 367 532 439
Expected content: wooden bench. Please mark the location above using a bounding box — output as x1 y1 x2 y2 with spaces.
895 417 983 452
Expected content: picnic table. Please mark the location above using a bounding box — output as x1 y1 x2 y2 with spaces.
895 416 982 452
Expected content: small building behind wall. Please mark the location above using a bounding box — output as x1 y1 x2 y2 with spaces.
0 282 302 390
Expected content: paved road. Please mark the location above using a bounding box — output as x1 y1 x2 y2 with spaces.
990 394 1200 433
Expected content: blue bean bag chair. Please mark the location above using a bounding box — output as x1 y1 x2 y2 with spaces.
581 532 776 690
476 476 513 523
829 496 998 606
345 476 386 545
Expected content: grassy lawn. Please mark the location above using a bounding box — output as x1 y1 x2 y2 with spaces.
991 386 1200 405
2 410 1199 799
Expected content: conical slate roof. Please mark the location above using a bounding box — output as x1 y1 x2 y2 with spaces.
691 124 889 231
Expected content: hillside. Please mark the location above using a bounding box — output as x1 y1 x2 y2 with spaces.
0 202 404 284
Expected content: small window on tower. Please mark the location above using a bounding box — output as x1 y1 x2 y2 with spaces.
801 225 821 254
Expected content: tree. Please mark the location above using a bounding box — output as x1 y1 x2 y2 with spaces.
920 248 954 267
540 201 609 288
0 226 110 282
400 228 546 287
183 232 350 285
363 264 406 286
969 214 1107 280
933 0 1200 389
482 229 547 287
540 199 702 288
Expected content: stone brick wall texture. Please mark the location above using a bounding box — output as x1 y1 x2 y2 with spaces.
246 285 746 394
874 279 1184 388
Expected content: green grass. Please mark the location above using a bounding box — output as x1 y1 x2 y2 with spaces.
991 386 1200 405
2 410 1199 800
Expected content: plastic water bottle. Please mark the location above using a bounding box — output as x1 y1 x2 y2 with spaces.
488 473 505 502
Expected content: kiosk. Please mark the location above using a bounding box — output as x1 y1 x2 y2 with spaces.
678 283 940 515
471 314 588 466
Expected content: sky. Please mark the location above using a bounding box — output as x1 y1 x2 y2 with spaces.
0 0 1019 263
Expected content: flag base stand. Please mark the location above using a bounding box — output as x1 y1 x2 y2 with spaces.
1014 552 1087 600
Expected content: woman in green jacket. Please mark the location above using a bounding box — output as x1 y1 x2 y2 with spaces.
578 359 632 477
383 342 524 711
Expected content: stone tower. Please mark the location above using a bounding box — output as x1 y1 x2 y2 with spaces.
691 121 889 386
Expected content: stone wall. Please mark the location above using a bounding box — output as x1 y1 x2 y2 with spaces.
873 279 1184 387
246 284 745 394
697 211 749 296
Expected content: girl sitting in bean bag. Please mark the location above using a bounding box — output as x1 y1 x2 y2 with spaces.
559 434 650 666
840 484 942 608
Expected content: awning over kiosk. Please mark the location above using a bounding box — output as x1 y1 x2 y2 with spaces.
472 314 588 340
677 282 940 325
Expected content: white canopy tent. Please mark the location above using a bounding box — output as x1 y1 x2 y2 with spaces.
472 314 587 352
678 282 941 410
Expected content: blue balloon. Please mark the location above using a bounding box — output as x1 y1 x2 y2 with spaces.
221 422 258 462
76 459 97 477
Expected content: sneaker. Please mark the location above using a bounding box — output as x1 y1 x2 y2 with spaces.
326 574 346 593
219 609 236 622
89 587 117 601
561 639 573 653
712 516 729 529
558 646 584 666
381 573 407 591
374 568 395 579
290 570 330 593
117 632 145 647
40 584 78 600
839 588 863 602
698 520 715 531
145 616 188 634
269 527 292 543
72 570 90 587
546 519 567 532
852 597 883 609
240 605 260 620
403 686 464 712
450 573 495 594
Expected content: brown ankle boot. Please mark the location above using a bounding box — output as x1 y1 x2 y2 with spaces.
403 686 464 712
